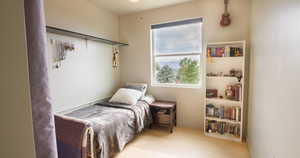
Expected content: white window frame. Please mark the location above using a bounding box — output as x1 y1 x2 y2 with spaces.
150 18 204 89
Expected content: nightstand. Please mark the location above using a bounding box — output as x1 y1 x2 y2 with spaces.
149 101 176 133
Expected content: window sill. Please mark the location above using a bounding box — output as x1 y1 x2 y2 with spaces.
151 83 202 89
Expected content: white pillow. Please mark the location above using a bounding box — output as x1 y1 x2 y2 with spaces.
109 88 142 105
126 82 148 97
141 95 156 104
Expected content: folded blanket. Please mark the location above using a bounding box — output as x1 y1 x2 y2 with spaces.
54 114 94 158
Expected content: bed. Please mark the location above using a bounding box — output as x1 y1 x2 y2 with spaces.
62 100 152 158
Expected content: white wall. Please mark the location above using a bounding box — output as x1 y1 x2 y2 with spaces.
0 0 36 157
44 0 119 41
44 0 121 112
119 0 250 128
248 0 300 158
46 34 121 112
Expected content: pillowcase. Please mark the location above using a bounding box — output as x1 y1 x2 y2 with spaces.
141 95 156 104
126 83 148 97
109 88 142 105
123 85 145 93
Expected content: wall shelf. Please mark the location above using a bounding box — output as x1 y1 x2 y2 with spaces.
46 26 129 46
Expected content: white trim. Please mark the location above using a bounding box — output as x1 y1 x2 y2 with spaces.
150 19 204 87
154 52 201 57
150 17 204 28
151 83 202 89
206 41 245 45
150 27 154 86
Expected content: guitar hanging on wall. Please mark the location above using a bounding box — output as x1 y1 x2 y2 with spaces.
220 0 231 27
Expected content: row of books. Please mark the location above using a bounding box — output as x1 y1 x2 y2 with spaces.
206 104 241 121
225 83 242 101
206 120 240 137
207 46 243 57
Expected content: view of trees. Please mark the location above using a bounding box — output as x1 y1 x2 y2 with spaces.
156 58 200 84
178 58 200 84
156 65 176 83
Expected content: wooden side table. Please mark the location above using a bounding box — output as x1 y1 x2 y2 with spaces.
149 101 176 133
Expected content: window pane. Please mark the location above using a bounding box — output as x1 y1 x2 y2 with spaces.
153 23 202 55
154 55 200 84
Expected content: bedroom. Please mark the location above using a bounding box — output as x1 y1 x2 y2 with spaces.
1 0 299 158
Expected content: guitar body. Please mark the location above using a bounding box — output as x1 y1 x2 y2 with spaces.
220 13 231 27
220 0 231 27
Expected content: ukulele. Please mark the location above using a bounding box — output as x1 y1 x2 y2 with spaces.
220 0 231 27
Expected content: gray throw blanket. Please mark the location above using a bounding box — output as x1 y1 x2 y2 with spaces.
65 101 152 158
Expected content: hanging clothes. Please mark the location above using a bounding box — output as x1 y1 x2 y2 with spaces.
112 47 120 69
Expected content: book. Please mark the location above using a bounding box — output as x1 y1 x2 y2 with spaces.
225 46 230 57
206 104 215 117
236 107 240 121
216 47 225 57
208 47 226 57
206 104 241 121
229 47 243 57
206 120 241 137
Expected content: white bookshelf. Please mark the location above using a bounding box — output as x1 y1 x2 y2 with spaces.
204 41 246 142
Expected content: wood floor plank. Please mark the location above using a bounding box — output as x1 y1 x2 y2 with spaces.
115 127 250 158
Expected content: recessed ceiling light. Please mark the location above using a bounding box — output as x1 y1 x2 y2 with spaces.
129 0 140 3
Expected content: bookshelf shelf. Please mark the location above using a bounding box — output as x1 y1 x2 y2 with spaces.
205 132 241 142
206 76 237 78
204 41 246 142
209 56 243 59
206 98 242 105
205 117 241 124
206 76 238 81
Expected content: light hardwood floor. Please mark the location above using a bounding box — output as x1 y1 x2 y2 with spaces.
115 127 250 158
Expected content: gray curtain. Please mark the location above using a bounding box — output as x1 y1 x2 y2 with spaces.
24 0 58 158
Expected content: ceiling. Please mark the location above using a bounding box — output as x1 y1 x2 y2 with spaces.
90 0 194 15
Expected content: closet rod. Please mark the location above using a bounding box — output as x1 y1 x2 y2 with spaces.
46 26 129 46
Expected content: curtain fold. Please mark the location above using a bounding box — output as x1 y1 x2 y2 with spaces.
24 0 58 158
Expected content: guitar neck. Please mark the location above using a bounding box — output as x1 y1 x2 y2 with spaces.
224 0 229 13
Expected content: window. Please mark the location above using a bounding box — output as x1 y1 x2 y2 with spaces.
151 18 203 87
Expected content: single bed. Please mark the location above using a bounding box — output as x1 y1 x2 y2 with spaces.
64 100 152 158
